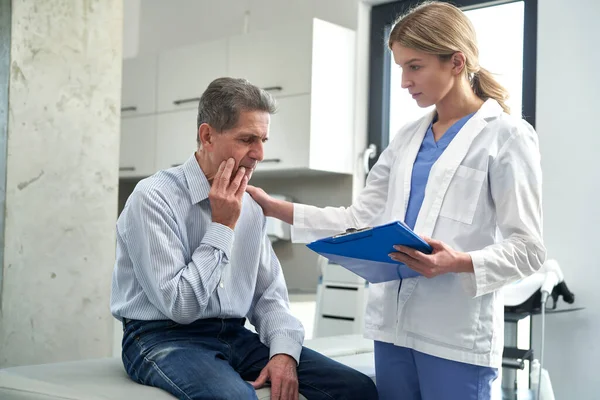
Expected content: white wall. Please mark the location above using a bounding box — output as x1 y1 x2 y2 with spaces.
533 0 600 398
1 0 122 367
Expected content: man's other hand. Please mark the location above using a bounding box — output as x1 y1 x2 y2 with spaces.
251 354 299 400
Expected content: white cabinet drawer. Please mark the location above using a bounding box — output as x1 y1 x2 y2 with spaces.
317 317 356 337
320 285 360 319
255 95 310 173
119 115 157 178
157 39 228 113
323 263 366 285
155 109 198 171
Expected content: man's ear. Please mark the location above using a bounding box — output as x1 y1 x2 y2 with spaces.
198 123 213 150
451 51 467 76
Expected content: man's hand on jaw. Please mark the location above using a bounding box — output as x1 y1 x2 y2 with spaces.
209 158 248 230
251 354 299 400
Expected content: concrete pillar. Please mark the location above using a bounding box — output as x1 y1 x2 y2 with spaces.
0 0 122 367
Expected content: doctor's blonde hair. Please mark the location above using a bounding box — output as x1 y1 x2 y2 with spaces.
388 1 510 114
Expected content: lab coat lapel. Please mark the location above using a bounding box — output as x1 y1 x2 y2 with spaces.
414 99 503 238
392 112 435 221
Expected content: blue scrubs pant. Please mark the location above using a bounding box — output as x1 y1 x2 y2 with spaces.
374 341 498 400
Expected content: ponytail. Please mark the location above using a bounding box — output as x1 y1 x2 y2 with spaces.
472 67 510 114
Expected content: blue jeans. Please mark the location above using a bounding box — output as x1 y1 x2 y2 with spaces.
122 318 378 400
374 341 498 400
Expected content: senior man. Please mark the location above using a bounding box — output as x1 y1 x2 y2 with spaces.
111 77 378 400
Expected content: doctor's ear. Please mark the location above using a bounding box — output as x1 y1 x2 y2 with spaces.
451 52 467 76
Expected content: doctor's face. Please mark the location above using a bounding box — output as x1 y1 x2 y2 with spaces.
391 42 455 108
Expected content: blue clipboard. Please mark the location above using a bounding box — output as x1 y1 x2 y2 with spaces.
306 221 433 283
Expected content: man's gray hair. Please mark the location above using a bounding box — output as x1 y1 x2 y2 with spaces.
196 77 277 144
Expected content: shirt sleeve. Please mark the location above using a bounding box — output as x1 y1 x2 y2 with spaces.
462 122 546 297
246 229 304 364
121 186 234 324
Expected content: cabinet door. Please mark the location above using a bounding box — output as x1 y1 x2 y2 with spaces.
155 109 198 171
256 95 310 173
157 39 228 113
228 22 312 98
121 55 157 116
119 115 157 178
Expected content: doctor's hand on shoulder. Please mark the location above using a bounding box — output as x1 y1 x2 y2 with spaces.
246 185 294 225
246 185 272 213
390 237 474 278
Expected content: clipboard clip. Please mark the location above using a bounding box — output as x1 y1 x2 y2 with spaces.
332 226 372 238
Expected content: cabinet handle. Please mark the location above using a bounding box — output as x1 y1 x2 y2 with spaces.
321 315 355 322
119 167 136 172
325 285 359 291
171 164 182 167
261 158 281 163
121 106 137 112
262 86 283 92
173 97 201 106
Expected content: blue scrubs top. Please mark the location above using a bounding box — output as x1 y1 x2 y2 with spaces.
404 112 476 230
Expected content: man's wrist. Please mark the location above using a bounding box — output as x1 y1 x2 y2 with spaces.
212 218 235 230
271 353 295 362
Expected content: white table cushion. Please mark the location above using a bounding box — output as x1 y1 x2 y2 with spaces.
0 336 376 399
0 358 291 400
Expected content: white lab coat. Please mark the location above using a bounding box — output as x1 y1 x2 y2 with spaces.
292 99 545 367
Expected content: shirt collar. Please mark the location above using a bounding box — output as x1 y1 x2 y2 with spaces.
182 154 211 204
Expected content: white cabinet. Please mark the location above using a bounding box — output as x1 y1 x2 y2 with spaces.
228 23 313 98
236 19 356 176
121 55 157 117
259 95 311 171
119 19 356 179
119 115 157 178
157 39 228 113
155 109 198 170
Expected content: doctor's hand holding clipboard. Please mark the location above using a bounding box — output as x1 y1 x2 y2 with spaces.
389 234 475 279
246 2 545 399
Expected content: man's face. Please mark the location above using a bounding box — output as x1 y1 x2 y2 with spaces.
201 110 269 181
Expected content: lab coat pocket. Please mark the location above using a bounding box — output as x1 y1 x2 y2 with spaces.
439 165 486 225
365 281 400 331
403 276 482 350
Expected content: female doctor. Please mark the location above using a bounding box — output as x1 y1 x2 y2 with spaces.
247 2 545 399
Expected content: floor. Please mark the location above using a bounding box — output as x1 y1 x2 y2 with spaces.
288 293 317 340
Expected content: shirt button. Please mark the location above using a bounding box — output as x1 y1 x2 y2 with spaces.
219 281 224 288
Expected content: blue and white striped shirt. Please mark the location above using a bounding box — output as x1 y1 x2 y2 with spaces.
110 154 304 362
